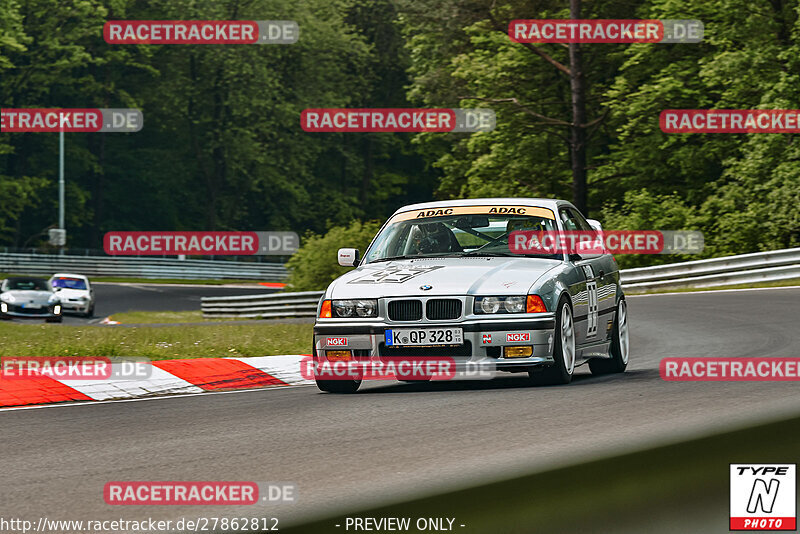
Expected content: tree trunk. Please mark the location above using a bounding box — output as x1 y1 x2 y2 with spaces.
361 136 373 205
568 0 588 215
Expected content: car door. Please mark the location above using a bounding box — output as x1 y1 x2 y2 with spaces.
566 207 618 343
558 207 606 347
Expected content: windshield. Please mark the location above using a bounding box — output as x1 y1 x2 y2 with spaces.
52 277 88 290
3 278 51 291
363 211 560 263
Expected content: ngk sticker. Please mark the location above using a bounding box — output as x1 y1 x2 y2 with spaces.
481 334 492 345
730 464 796 530
506 332 530 343
326 338 348 347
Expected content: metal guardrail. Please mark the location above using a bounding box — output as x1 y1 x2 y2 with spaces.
620 248 800 291
202 291 323 318
0 253 288 280
201 248 800 318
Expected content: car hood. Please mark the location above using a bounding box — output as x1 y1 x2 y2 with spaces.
2 290 55 304
327 257 562 299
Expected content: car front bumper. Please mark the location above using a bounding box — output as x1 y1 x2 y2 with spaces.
0 304 61 319
59 300 90 312
313 315 557 369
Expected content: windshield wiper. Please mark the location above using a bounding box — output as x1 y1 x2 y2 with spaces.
368 254 454 264
459 252 519 257
368 255 416 264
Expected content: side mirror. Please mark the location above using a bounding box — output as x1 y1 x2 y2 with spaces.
586 219 602 231
337 248 359 267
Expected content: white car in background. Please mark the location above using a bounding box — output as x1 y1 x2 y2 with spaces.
48 273 95 317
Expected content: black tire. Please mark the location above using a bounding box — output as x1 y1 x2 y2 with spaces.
83 305 94 318
529 297 575 385
589 299 629 375
315 379 361 393
46 316 63 323
312 335 361 393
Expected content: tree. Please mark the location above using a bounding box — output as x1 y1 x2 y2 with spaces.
398 0 630 215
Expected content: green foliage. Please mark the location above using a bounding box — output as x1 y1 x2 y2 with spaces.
599 189 702 268
2 0 799 266
0 0 437 249
285 219 382 290
398 0 800 265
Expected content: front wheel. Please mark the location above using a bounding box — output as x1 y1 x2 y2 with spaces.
315 379 361 393
589 299 629 375
312 336 361 393
529 298 575 385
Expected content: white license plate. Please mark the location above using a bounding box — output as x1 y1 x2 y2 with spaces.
384 328 463 347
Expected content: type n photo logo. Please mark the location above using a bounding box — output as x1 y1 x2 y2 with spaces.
730 464 796 530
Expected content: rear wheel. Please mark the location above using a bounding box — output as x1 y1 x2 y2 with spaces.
589 299 629 375
529 298 575 385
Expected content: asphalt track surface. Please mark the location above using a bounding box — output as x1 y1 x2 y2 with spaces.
2 287 799 533
51 283 274 325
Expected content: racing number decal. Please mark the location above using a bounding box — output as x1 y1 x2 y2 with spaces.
580 264 599 338
586 280 598 337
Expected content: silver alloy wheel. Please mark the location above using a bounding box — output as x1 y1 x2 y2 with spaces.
617 300 629 364
561 304 575 374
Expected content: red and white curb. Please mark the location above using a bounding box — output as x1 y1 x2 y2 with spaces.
0 355 312 408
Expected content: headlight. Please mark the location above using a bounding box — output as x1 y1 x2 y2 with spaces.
479 296 501 314
1 294 15 303
504 296 526 313
354 299 376 317
332 299 378 318
475 295 532 314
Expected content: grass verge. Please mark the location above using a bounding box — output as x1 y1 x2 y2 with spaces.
0 321 312 359
107 310 298 324
108 310 206 323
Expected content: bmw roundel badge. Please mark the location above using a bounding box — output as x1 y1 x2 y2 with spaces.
420 284 432 291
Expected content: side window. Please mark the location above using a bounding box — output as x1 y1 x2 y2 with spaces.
559 209 582 231
567 208 593 231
